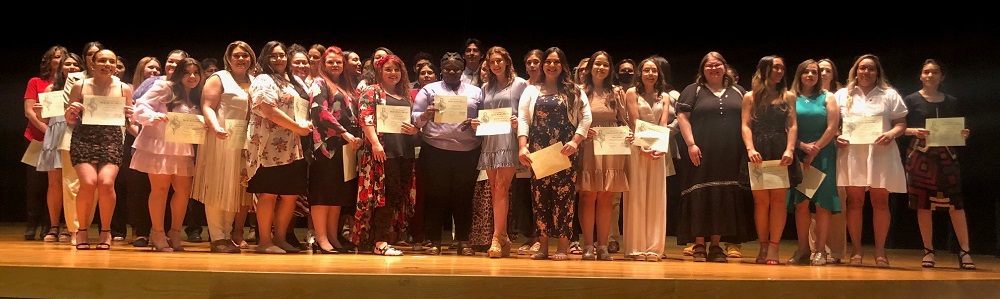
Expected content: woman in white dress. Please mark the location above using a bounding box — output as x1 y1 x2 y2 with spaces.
193 41 257 253
834 54 907 268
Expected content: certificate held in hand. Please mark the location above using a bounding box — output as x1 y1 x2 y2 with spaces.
748 160 790 190
592 126 631 156
376 105 411 134
926 117 965 147
632 119 670 152
82 95 127 126
39 91 67 119
476 108 512 136
432 95 469 124
843 116 883 145
164 112 206 144
527 142 571 179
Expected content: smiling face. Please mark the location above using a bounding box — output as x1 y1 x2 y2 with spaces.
61 56 81 76
441 59 464 86
290 52 310 79
267 46 288 74
590 54 611 84
164 52 185 77
92 50 117 78
465 43 481 66
49 50 64 73
488 52 507 78
542 52 562 79
919 62 943 89
855 58 877 89
180 63 202 90
379 60 402 87
640 60 659 87
703 57 725 84
347 52 362 75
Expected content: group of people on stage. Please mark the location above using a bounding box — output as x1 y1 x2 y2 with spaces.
19 38 974 270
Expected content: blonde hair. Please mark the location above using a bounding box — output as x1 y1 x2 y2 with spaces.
844 54 892 110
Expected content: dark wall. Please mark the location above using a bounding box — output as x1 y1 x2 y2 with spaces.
4 24 998 252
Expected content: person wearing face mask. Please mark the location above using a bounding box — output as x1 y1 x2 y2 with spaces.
616 59 637 92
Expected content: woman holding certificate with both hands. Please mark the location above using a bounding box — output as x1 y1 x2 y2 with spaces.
902 59 974 270
130 58 204 252
517 47 592 261
834 54 907 268
64 49 135 250
738 55 801 265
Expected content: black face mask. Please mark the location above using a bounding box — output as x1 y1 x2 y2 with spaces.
618 72 634 84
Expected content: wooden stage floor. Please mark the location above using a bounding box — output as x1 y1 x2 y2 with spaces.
1 223 999 299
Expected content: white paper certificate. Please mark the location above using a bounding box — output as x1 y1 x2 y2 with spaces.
795 164 827 198
476 108 512 136
843 116 883 145
82 95 126 126
224 119 248 150
343 144 358 182
293 96 310 123
21 140 42 167
632 119 671 152
376 105 411 134
527 142 571 179
164 112 206 144
39 91 67 118
748 160 790 190
926 117 965 147
592 126 631 156
433 95 468 124
477 170 488 182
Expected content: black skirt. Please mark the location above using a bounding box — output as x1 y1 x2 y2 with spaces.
247 159 308 195
309 149 359 206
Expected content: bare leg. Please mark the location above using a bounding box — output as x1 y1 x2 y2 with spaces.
46 171 64 230
845 186 866 257
794 201 812 254
869 188 890 259
595 192 613 247
311 205 332 250
95 164 119 246
949 209 973 266
578 191 597 247
752 190 771 247
767 189 787 261
255 193 277 248
327 206 343 248
74 163 99 245
272 195 298 249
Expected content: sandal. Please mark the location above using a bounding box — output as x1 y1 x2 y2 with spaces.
374 242 403 256
691 244 707 262
755 242 768 264
921 248 935 268
552 252 569 261
849 254 863 266
875 256 890 268
75 229 90 250
568 242 583 255
95 229 112 250
530 252 549 260
150 230 173 252
43 226 59 242
958 249 976 270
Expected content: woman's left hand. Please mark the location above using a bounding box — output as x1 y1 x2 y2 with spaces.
874 131 895 146
780 149 794 166
561 140 579 156
401 122 418 135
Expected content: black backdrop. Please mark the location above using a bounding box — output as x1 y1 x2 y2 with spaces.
3 24 997 253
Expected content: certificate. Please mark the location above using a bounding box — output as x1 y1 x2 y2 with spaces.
293 96 310 123
164 112 206 144
795 164 827 199
432 95 468 124
476 108 512 136
477 170 489 182
926 117 965 147
343 144 358 182
592 126 631 156
376 105 411 134
748 160 790 190
39 91 67 118
224 119 248 150
21 140 42 167
527 142 571 179
81 95 126 126
632 119 671 152
843 116 883 145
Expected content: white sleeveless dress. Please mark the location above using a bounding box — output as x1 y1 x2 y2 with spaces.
192 71 253 212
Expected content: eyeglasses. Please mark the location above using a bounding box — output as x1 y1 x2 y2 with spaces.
268 53 287 61
705 63 724 69
231 53 251 60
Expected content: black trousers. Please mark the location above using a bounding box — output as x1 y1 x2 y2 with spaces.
511 178 535 238
125 165 152 237
25 164 48 231
110 146 132 237
418 143 480 243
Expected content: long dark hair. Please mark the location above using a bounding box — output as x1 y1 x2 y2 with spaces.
539 47 580 111
52 53 82 91
166 58 203 111
749 55 789 120
257 41 307 97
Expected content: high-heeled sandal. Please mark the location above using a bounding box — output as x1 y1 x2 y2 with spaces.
488 237 503 258
499 235 511 258
958 249 976 270
921 248 935 268
596 245 613 261
43 226 59 242
764 242 780 265
874 256 890 268
95 229 112 250
373 242 403 256
150 230 173 252
75 229 90 250
582 245 597 260
755 242 768 264
786 249 811 265
166 229 185 252
311 242 338 254
551 252 569 261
